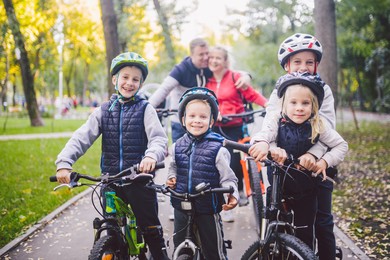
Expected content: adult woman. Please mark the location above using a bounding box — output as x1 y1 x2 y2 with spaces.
206 46 268 221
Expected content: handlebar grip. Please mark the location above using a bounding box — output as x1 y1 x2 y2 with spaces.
223 139 251 154
211 186 234 194
49 172 78 182
155 161 165 170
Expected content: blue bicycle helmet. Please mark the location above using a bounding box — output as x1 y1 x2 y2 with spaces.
178 87 219 126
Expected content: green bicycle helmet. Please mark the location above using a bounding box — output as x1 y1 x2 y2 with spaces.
110 52 148 80
276 72 325 108
178 87 219 126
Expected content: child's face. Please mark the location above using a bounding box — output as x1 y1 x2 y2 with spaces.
208 49 227 73
182 100 214 137
112 66 142 98
283 85 313 124
284 51 318 74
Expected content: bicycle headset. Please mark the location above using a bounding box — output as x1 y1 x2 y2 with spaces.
278 33 323 69
275 72 325 108
178 87 219 128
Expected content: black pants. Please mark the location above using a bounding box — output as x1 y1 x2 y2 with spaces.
104 181 168 260
213 125 245 191
316 180 336 260
173 209 227 260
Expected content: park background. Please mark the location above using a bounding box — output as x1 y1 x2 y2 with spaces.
0 0 389 258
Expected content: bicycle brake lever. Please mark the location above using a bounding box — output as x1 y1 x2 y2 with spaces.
311 172 336 184
53 181 80 191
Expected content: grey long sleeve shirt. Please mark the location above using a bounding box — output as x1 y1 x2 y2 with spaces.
55 103 167 171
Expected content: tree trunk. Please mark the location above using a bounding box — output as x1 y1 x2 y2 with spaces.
153 0 176 67
3 0 43 126
314 0 338 109
82 62 90 106
99 0 120 97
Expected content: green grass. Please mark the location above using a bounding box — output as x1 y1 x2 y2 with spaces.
0 117 87 135
0 122 101 248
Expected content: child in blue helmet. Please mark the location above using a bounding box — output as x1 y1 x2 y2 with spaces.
250 72 348 252
55 52 169 259
166 87 239 260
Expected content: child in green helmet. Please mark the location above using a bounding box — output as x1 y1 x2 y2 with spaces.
55 52 170 259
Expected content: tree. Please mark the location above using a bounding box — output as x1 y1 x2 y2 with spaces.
314 0 338 108
99 0 120 96
2 0 43 126
153 0 175 67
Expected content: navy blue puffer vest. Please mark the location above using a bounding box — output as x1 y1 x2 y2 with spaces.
277 117 318 194
100 94 148 174
277 117 316 159
172 132 225 214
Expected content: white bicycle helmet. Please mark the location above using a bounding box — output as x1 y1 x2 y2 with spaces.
278 33 323 69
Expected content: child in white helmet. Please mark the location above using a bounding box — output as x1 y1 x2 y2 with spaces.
252 33 341 259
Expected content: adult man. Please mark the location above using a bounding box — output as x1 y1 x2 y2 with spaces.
149 38 251 142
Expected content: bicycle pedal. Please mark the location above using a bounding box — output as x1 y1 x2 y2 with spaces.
336 246 343 259
224 239 232 249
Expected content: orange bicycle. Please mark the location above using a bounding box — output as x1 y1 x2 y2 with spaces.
219 109 266 233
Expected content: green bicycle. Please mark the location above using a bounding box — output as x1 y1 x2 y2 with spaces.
50 162 164 260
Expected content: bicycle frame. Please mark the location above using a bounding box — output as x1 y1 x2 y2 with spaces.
146 182 233 260
50 162 164 259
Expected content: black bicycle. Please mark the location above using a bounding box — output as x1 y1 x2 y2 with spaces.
50 162 164 260
223 140 335 260
146 181 234 260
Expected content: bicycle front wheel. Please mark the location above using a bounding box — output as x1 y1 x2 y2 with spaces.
88 235 128 260
247 159 264 234
241 233 316 260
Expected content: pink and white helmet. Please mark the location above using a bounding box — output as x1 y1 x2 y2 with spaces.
278 33 323 69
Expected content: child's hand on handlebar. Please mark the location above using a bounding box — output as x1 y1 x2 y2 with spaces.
269 147 287 165
314 159 328 181
166 177 176 189
222 194 238 211
139 156 156 173
249 141 269 162
297 153 317 171
56 169 72 184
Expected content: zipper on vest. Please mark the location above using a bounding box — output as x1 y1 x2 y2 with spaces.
119 104 124 171
188 142 196 193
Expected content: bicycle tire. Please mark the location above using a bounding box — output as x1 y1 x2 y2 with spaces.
176 254 193 260
241 233 316 260
247 159 264 234
88 235 127 260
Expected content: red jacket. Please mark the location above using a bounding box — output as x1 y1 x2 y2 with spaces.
206 70 268 127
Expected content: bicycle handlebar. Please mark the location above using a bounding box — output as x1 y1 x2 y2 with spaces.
155 108 178 118
49 162 165 188
221 109 266 124
223 139 251 153
222 140 336 184
146 182 233 200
